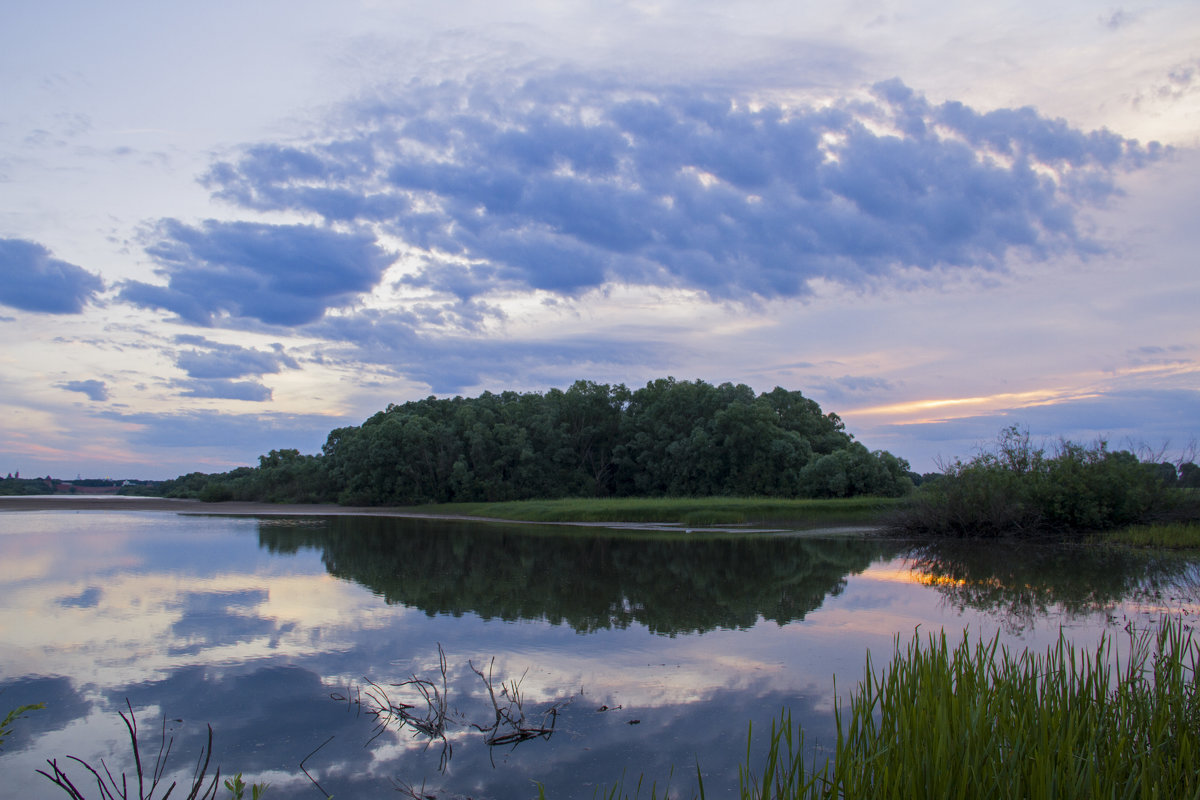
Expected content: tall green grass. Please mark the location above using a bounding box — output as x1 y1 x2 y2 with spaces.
576 618 1199 799
1105 522 1200 550
403 496 898 527
742 618 1200 800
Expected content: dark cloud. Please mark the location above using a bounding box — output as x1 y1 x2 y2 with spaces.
0 238 104 313
312 309 665 394
58 379 109 401
176 378 273 402
119 220 394 326
198 77 1158 308
98 408 347 454
173 335 298 379
815 374 897 403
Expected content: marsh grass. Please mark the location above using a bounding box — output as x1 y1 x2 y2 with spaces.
580 618 1200 800
404 496 897 527
1106 522 1200 550
741 618 1200 800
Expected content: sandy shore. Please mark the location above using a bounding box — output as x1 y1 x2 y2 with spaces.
0 495 494 521
0 495 867 534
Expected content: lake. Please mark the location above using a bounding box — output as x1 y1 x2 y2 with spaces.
1 507 1197 798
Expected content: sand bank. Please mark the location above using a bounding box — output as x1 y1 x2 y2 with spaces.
0 495 492 521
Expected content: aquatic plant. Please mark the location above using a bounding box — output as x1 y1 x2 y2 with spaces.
0 701 43 752
1106 521 1200 550
742 618 1200 799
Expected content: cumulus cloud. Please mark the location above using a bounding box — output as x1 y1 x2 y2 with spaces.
119 220 395 326
173 335 299 379
58 379 109 401
200 77 1158 310
0 238 104 314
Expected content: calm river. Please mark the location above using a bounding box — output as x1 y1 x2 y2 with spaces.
1 506 1197 798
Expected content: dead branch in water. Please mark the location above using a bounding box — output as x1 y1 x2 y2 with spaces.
37 700 221 800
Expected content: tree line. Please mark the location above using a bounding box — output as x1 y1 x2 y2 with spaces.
158 377 917 504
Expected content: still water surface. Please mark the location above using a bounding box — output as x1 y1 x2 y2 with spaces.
1 509 1197 798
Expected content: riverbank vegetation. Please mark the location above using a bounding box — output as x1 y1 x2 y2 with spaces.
154 378 916 506
1103 521 1200 550
401 495 899 526
725 617 1200 800
890 426 1197 537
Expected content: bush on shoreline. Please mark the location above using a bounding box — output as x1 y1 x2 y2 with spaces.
891 427 1184 537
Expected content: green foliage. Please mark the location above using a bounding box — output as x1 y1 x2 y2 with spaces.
161 378 912 506
0 476 54 496
739 619 1200 800
1 702 44 751
160 450 332 504
895 426 1174 537
224 773 268 799
1181 463 1200 489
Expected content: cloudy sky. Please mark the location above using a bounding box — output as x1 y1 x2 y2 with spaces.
2 0 1198 480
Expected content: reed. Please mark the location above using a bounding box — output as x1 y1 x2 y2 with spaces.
1105 522 1200 550
743 618 1200 800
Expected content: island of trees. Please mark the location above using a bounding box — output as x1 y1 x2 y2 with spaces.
158 377 917 505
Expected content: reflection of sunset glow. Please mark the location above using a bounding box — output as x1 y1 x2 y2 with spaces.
856 565 921 585
913 573 970 590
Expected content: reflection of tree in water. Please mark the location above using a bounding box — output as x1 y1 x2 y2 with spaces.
906 540 1200 630
258 517 904 635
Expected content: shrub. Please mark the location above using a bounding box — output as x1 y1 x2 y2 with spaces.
893 427 1171 537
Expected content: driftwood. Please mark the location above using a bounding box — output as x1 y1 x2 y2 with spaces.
332 644 573 779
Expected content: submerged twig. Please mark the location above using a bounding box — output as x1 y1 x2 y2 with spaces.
299 734 335 799
37 700 221 800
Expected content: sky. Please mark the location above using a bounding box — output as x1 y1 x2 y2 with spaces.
2 0 1198 480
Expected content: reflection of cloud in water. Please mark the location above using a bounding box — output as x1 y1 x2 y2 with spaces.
0 572 404 682
5 512 1195 798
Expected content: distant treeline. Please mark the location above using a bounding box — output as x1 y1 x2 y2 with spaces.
0 476 156 496
159 378 917 505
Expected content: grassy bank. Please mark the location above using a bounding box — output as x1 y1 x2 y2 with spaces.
1103 521 1200 550
579 617 1200 800
735 618 1200 800
402 495 901 527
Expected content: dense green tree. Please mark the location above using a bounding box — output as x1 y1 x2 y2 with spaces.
1181 462 1200 489
164 377 913 505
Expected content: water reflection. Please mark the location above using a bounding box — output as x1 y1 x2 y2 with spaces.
258 516 906 635
2 510 1197 799
906 539 1200 630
